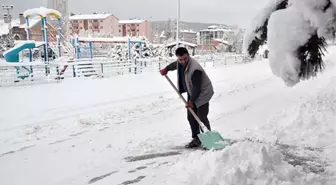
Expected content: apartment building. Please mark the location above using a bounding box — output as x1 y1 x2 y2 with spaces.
69 13 119 36
118 19 150 41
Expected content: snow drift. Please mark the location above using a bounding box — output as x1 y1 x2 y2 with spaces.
169 142 333 185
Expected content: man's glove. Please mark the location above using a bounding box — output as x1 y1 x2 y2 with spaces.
186 100 194 110
160 68 167 75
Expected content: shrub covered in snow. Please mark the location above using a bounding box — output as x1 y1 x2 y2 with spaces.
0 34 15 58
243 0 336 87
83 41 168 60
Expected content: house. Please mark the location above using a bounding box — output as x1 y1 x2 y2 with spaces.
171 29 197 44
118 19 151 41
198 25 234 51
10 13 58 42
69 13 119 36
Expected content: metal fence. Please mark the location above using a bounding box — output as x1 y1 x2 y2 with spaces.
0 53 248 87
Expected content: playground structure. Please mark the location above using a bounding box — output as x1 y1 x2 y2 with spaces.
1 7 76 80
23 7 63 62
71 36 144 60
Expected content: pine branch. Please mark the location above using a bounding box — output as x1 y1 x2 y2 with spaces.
296 33 327 80
246 0 288 58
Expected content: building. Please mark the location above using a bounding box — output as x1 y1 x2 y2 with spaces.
118 19 150 41
198 25 234 50
69 13 119 36
10 14 58 42
171 29 197 44
47 0 69 38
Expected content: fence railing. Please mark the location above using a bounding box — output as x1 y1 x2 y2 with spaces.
0 53 249 87
0 58 144 87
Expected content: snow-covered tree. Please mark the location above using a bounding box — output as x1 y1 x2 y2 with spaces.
0 34 14 58
243 0 336 86
227 28 245 53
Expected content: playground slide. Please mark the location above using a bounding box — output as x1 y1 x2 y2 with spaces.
3 41 36 63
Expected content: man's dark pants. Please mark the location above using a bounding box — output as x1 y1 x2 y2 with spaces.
187 102 211 139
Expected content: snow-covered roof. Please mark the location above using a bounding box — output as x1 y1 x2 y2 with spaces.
119 19 145 24
212 38 232 45
24 7 61 19
0 19 20 35
18 18 41 29
78 36 143 43
208 25 219 29
181 29 197 34
199 28 233 32
69 13 112 20
166 41 198 48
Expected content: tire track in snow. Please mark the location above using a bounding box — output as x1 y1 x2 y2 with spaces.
0 145 35 158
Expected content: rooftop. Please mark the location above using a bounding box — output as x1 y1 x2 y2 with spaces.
119 19 145 24
69 13 112 20
0 19 20 36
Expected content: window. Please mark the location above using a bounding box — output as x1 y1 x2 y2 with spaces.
100 26 103 29
100 20 103 22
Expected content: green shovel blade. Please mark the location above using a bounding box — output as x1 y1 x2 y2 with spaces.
197 131 232 150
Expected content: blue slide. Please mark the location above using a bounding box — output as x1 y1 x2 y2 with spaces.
3 41 36 63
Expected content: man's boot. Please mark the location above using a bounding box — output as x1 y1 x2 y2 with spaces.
185 137 201 148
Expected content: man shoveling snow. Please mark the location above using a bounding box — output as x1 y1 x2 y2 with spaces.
160 47 215 148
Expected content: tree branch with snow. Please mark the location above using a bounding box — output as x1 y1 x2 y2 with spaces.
244 0 336 86
243 0 288 58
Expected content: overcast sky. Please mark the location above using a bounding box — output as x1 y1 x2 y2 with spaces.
0 0 268 28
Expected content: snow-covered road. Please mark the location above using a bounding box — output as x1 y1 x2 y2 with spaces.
0 53 335 184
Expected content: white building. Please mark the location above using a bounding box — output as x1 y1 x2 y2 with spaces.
198 25 234 45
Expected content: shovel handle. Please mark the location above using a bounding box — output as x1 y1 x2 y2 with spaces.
164 74 206 132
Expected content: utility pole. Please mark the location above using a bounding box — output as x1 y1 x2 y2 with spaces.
176 0 180 47
1 4 14 32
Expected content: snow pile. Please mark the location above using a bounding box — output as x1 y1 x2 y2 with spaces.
169 142 331 185
254 81 335 148
245 61 336 156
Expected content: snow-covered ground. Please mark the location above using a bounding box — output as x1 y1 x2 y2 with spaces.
0 47 335 184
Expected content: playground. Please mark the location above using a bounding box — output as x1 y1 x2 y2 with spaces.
0 7 248 87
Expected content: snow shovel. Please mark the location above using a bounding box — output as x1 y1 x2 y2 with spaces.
164 74 229 150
